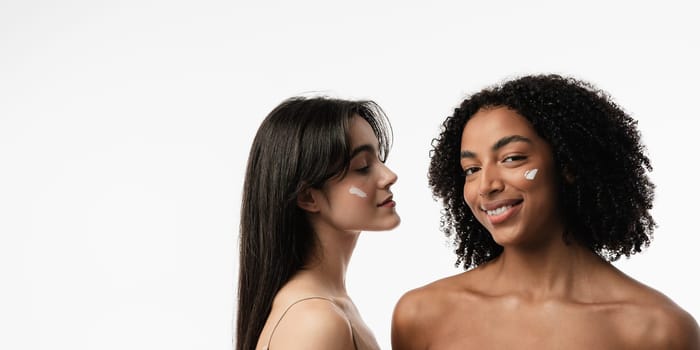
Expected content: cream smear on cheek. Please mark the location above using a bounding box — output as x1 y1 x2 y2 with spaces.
349 186 367 198
524 168 538 180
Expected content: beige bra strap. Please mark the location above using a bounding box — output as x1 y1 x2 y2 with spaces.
264 296 357 350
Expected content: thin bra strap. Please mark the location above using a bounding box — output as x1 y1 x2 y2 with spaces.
265 296 358 350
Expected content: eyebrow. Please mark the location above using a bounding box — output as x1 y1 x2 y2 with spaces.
350 144 376 158
460 135 533 159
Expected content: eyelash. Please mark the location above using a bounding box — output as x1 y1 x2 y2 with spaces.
352 153 384 174
463 166 479 177
356 165 371 174
503 155 526 163
462 155 528 176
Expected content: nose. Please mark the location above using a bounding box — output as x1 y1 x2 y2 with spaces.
477 164 503 197
379 163 398 189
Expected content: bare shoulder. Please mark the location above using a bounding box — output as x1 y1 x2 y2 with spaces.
394 273 473 317
648 304 700 349
638 294 699 349
392 272 474 349
615 281 700 349
394 273 467 313
267 298 355 350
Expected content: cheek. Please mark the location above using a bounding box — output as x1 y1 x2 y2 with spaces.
524 168 538 181
505 168 541 190
511 168 546 190
462 181 479 210
348 185 368 199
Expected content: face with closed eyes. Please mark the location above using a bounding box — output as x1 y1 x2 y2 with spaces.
460 107 564 247
307 116 400 233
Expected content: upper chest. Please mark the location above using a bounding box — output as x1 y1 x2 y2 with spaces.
424 297 645 350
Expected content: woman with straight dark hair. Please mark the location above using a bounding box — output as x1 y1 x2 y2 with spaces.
237 96 399 350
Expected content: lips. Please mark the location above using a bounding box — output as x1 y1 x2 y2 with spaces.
485 205 512 216
479 199 523 212
479 199 523 224
378 195 395 207
479 199 523 225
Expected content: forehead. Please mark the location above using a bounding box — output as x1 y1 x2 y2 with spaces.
461 107 540 147
349 115 378 148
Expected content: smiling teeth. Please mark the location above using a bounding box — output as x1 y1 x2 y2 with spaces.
486 205 512 216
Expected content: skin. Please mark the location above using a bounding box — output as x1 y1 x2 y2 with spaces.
392 107 700 350
255 116 400 350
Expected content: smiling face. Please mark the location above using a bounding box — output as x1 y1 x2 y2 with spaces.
308 116 400 233
460 107 564 247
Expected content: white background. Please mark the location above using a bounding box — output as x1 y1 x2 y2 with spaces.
1 1 698 349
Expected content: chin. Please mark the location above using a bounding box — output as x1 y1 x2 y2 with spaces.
488 228 523 246
387 215 401 229
368 215 401 231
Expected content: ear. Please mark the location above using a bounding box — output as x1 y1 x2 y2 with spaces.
297 188 321 213
562 166 576 184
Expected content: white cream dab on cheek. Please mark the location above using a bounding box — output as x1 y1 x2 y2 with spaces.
524 169 539 180
349 186 367 198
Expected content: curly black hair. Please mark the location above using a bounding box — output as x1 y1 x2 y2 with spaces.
429 74 655 270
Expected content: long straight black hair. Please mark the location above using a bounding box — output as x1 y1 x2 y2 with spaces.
236 96 392 350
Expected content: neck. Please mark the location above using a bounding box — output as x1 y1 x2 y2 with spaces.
487 236 607 300
300 221 359 296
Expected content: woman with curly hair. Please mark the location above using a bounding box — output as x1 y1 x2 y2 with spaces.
237 97 399 350
391 74 699 349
